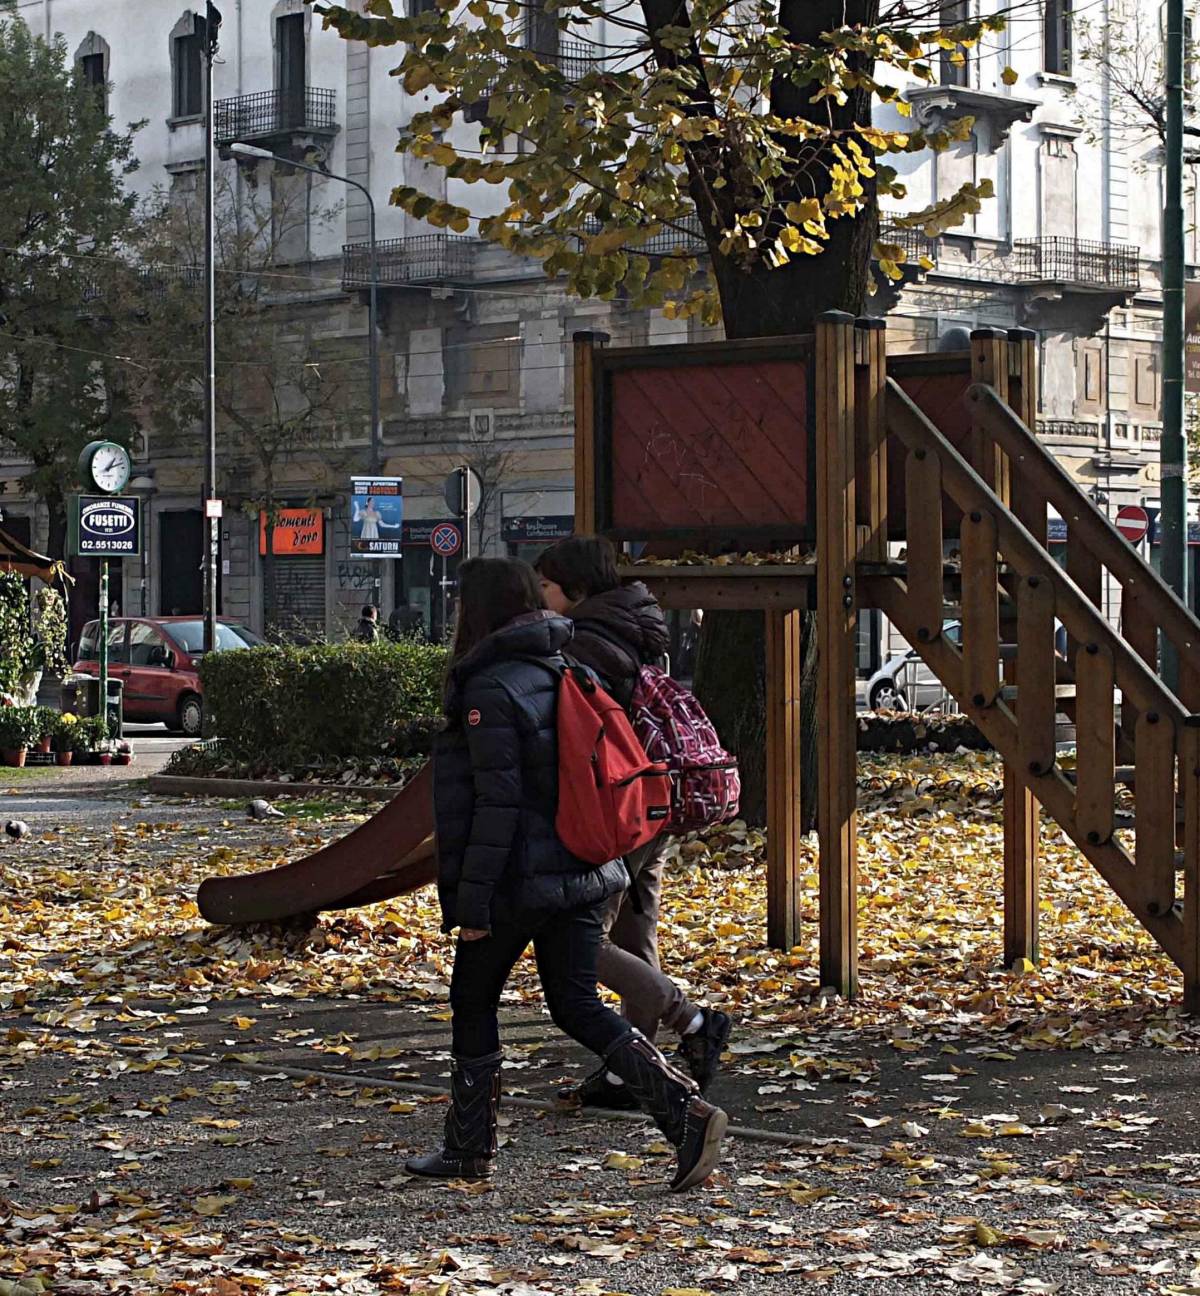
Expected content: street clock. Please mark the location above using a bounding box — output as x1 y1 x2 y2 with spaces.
77 440 132 495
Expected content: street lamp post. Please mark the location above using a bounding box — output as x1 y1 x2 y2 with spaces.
202 3 222 657
229 143 382 476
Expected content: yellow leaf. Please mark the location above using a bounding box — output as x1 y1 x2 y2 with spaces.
974 1220 1007 1246
1001 65 1018 85
193 1194 237 1216
603 1151 645 1170
784 198 822 225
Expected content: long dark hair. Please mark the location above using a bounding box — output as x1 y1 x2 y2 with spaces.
450 557 545 665
533 536 620 601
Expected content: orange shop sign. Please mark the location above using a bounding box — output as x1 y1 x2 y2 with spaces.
259 508 325 555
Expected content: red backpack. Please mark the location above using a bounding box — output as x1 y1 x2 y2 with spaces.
552 664 672 865
629 667 740 835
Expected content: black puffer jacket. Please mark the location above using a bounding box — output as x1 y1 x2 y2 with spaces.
567 582 670 710
434 611 628 934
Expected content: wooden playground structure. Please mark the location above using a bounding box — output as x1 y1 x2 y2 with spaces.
574 313 1200 1009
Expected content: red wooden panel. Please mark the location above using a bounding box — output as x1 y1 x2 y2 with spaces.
607 359 810 537
886 362 972 538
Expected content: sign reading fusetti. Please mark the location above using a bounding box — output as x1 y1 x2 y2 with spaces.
69 495 142 558
259 508 325 556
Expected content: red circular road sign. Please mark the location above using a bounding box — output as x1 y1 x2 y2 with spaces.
1115 504 1149 544
430 522 462 557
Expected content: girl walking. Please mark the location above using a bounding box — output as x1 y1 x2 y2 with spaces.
406 557 726 1192
534 537 732 1107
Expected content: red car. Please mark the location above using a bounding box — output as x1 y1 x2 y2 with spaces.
72 616 265 736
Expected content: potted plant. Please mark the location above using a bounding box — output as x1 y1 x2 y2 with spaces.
72 715 107 764
114 738 134 767
53 712 79 766
0 706 35 767
32 706 57 755
97 736 116 767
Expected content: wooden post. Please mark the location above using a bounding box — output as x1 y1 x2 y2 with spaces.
1007 329 1045 545
766 609 804 950
969 328 1010 499
854 318 888 561
572 332 608 535
816 312 858 997
1182 719 1200 1012
981 330 1038 966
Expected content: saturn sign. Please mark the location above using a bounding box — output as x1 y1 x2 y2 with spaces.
71 495 142 557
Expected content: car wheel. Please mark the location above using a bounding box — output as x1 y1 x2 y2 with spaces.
178 694 203 738
870 682 909 713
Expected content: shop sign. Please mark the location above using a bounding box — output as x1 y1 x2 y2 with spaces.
259 508 324 556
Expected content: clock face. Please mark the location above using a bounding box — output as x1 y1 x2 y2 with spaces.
90 443 131 494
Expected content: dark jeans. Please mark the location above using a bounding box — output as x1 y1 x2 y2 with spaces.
449 901 632 1060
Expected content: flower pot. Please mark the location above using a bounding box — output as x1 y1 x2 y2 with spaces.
97 753 112 766
2 748 27 768
36 737 52 755
115 753 132 766
55 751 73 767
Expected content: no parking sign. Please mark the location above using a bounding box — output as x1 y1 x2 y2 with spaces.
431 522 462 558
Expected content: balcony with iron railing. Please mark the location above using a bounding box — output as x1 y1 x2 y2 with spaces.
214 87 339 149
877 215 939 273
1010 237 1140 293
465 40 599 120
581 213 708 258
342 234 478 289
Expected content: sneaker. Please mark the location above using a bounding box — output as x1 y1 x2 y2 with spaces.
558 1067 638 1111
676 1008 732 1093
670 1096 728 1192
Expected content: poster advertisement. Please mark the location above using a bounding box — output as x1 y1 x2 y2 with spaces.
1188 281 1200 395
350 476 403 557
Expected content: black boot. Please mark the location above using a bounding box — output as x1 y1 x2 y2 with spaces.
406 1050 501 1180
677 1008 733 1093
604 1030 728 1192
558 1064 638 1111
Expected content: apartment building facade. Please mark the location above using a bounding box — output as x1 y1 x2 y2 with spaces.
0 0 1189 649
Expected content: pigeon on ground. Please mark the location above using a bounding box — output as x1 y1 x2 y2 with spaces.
248 799 285 821
5 820 30 840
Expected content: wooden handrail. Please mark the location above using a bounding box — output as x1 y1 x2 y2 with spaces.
887 380 1189 727
967 383 1200 678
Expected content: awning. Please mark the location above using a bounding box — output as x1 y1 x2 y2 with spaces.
0 527 69 584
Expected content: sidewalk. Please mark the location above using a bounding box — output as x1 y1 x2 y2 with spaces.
5 767 1200 1292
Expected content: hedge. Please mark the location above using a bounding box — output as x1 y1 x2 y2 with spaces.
201 640 448 766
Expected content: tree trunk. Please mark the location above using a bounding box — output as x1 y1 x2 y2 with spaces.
688 0 877 830
45 491 68 562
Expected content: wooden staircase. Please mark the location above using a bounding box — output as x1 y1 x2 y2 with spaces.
875 372 1200 1006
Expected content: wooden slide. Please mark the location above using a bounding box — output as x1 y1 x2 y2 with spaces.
196 762 437 925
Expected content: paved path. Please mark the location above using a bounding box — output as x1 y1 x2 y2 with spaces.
5 779 1200 1295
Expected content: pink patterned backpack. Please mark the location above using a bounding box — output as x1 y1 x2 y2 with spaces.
628 666 740 834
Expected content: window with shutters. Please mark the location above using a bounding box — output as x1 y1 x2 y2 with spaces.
74 33 110 114
939 0 970 87
276 12 306 128
1043 0 1072 74
172 15 204 119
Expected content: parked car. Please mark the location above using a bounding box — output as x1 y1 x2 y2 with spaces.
866 621 962 713
71 616 264 736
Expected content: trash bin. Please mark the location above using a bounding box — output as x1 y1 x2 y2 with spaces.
61 674 123 738
104 678 124 740
61 673 100 718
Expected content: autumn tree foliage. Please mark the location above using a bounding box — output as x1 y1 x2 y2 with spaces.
319 0 1010 822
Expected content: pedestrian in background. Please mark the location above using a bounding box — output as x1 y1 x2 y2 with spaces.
534 537 732 1109
355 604 380 644
406 556 726 1192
